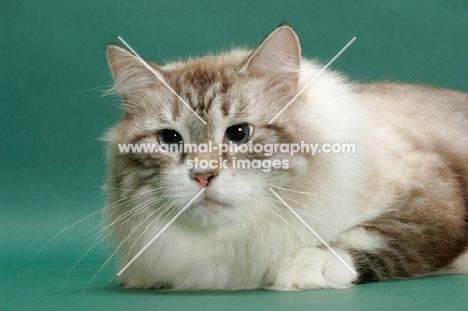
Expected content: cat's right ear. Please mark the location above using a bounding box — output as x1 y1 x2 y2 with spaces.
241 24 301 92
106 43 161 99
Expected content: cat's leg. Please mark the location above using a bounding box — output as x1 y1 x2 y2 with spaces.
265 247 358 290
343 218 468 283
266 218 467 290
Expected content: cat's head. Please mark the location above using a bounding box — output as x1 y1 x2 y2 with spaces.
104 25 319 228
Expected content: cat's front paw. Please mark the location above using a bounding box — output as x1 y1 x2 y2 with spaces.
267 247 357 291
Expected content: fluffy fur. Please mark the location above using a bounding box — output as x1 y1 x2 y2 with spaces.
103 24 468 290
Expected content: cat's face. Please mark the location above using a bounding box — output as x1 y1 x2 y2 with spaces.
105 27 315 228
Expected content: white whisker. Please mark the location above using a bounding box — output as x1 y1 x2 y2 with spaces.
62 194 165 291
79 200 174 296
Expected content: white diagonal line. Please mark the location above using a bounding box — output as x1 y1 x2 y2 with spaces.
117 188 206 276
268 37 356 124
269 188 357 276
118 36 207 125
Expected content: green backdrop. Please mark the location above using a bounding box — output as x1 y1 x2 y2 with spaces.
1 1 467 310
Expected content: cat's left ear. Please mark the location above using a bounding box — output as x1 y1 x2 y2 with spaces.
241 24 301 92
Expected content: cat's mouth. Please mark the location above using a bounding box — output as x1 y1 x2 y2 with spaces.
198 197 227 211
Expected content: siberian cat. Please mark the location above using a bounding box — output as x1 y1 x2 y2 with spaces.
103 24 468 290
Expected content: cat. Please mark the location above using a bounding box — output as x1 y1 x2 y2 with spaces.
102 24 468 290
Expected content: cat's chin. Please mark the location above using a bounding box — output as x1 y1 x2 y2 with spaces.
199 197 227 211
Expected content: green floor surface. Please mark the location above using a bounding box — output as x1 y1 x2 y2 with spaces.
3 258 468 310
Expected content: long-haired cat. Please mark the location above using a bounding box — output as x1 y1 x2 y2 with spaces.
103 24 468 290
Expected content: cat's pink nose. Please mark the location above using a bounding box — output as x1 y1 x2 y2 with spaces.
193 173 213 188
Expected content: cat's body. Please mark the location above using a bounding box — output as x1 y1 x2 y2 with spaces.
103 25 468 290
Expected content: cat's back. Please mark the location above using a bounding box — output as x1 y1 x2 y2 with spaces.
353 83 468 122
353 83 468 151
352 82 468 215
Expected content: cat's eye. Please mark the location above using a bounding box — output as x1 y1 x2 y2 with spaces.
225 123 252 144
158 129 183 150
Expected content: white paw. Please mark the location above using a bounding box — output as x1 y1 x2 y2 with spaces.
267 247 357 290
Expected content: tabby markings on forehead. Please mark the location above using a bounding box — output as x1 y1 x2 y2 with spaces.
173 70 233 116
118 36 207 124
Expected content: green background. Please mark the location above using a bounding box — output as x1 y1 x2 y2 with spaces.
1 0 467 310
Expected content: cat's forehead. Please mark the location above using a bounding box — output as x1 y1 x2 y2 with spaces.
124 49 286 136
172 68 231 96
163 53 246 97
162 49 250 72
153 51 256 123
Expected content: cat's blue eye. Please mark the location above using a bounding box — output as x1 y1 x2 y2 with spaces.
225 123 252 144
158 129 183 150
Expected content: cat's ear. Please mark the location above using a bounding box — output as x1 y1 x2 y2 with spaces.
106 43 161 98
241 24 301 92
